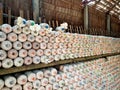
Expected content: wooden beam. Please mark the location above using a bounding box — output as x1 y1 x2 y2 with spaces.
0 52 120 76
95 0 101 4
93 0 101 7
32 0 39 23
0 3 3 24
8 9 11 24
39 0 43 18
83 0 96 5
114 10 120 16
106 14 111 35
19 10 24 18
84 5 89 31
107 1 120 13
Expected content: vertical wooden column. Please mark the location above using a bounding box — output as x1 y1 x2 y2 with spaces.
20 10 24 18
39 0 43 17
107 14 111 35
84 5 89 31
0 3 3 24
8 9 11 24
38 0 43 23
32 0 39 23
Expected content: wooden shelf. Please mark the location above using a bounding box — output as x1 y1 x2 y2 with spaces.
0 52 120 76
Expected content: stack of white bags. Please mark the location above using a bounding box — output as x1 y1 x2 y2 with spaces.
0 17 120 69
0 55 120 90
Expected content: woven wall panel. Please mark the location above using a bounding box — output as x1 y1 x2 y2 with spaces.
111 16 120 37
89 7 106 30
0 3 3 25
0 3 3 24
1 0 33 19
42 0 83 26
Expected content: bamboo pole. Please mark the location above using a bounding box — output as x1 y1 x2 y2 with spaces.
8 9 11 24
19 10 24 18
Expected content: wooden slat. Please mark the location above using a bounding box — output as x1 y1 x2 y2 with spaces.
56 20 58 27
107 0 120 13
19 10 24 18
33 12 36 22
27 10 30 20
48 20 51 26
0 3 3 24
32 0 39 23
8 9 11 24
0 52 119 76
39 17 42 23
52 20 55 28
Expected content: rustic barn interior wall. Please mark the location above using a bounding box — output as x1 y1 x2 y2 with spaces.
0 0 119 37
111 16 120 37
0 3 3 24
42 0 84 27
89 7 106 35
0 0 33 24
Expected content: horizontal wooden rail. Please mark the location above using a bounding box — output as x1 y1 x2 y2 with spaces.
0 52 120 76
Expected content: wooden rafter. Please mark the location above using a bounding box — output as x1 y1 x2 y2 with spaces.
113 9 120 15
107 0 120 13
105 0 113 7
95 2 108 12
93 0 101 8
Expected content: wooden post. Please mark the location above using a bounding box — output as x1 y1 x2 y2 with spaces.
27 10 30 20
39 17 42 23
20 10 24 18
84 5 89 31
78 26 80 33
33 12 36 22
0 3 3 24
56 20 58 27
52 20 55 28
71 25 74 33
107 14 111 35
48 20 51 26
8 9 11 24
77 26 79 33
69 25 72 33
32 0 39 23
39 0 43 18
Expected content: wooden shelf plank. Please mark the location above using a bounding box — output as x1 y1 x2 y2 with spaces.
0 52 120 76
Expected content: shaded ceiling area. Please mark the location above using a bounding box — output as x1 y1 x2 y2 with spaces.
82 0 120 19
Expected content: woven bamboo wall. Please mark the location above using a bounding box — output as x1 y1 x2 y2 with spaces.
89 7 106 33
0 0 119 37
111 16 120 37
88 7 108 36
0 3 3 24
42 0 84 26
0 0 33 19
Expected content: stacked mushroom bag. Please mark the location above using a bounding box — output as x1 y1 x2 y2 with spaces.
0 55 120 90
0 67 57 90
0 17 120 68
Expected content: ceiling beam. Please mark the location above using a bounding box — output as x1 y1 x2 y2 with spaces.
95 0 101 6
113 10 120 16
92 0 101 8
82 0 95 5
107 0 120 13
